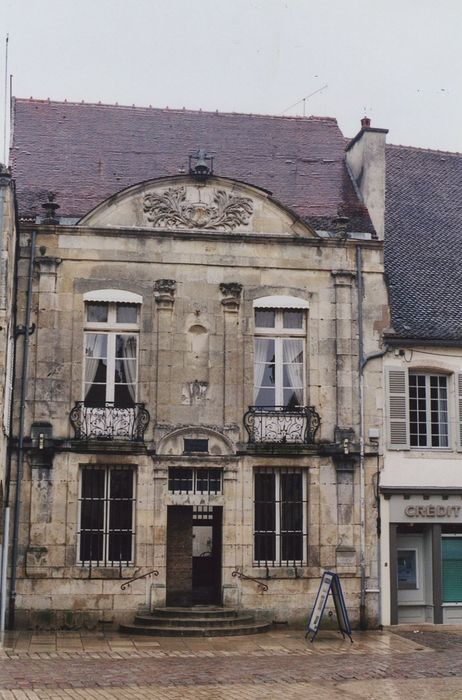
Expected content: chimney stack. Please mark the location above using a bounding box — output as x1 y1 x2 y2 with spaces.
345 117 388 239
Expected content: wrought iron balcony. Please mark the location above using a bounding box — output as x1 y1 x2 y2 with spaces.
69 402 150 441
244 405 320 444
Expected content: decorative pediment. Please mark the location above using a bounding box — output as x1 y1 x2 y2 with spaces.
78 176 318 238
143 186 253 231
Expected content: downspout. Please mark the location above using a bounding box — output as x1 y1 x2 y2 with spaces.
0 166 11 633
8 229 36 630
1 178 22 631
356 245 388 630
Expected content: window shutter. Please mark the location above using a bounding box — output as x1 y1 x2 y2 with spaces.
456 373 462 451
386 367 409 450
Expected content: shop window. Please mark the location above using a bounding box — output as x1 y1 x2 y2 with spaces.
254 468 307 566
78 466 135 566
442 537 462 602
397 549 418 589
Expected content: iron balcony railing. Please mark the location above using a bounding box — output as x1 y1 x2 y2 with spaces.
244 405 320 444
70 402 150 441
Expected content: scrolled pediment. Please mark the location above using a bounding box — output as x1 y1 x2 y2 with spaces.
78 176 317 238
143 186 253 231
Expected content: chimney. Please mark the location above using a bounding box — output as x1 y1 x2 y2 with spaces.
345 117 388 239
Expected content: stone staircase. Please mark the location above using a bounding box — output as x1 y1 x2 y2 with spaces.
120 606 272 637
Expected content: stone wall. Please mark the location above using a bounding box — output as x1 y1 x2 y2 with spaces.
11 177 387 628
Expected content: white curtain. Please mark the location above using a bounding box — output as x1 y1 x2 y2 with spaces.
85 334 106 399
254 338 270 402
283 339 304 405
121 335 137 402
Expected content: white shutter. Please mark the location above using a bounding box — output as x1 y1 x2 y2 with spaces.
456 373 462 451
386 367 409 450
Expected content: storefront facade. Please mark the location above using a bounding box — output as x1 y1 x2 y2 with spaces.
381 490 462 625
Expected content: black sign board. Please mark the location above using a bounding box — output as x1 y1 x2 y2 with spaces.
305 571 353 642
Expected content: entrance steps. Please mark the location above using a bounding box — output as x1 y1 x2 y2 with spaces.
120 606 272 637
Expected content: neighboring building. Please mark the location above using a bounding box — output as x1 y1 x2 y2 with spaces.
0 164 19 628
4 99 389 629
381 145 462 625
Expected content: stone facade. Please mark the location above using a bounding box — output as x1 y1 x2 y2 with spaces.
7 173 388 629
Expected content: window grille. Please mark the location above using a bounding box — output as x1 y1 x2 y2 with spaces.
254 467 307 566
78 466 135 566
168 468 222 495
193 505 214 522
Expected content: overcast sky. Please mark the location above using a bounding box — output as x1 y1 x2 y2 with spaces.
2 0 462 160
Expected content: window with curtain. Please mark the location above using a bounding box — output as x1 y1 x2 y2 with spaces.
254 308 305 408
84 302 139 407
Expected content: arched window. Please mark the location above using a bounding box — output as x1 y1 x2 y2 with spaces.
253 296 308 408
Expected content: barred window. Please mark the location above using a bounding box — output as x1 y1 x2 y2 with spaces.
254 468 307 566
78 466 135 566
168 468 222 495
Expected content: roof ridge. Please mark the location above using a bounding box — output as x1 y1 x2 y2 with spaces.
387 142 462 158
12 96 338 124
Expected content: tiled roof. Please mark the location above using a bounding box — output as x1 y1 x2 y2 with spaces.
10 98 373 232
385 144 462 341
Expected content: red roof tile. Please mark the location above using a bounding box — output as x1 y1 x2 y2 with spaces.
10 98 373 232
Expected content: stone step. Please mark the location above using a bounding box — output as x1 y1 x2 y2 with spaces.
149 606 239 619
134 613 255 628
119 621 272 637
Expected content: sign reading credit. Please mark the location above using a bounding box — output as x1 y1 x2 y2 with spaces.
404 505 461 518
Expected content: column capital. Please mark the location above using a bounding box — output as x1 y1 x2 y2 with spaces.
154 279 176 309
220 282 242 311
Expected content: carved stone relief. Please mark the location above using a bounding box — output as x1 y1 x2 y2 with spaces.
143 187 253 231
182 380 209 406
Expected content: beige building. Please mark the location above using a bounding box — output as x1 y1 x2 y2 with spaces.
5 100 389 630
380 145 462 626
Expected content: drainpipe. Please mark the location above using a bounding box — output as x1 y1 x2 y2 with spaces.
8 229 36 630
0 166 11 633
356 245 388 630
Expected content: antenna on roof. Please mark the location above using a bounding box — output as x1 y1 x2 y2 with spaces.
2 34 8 163
282 84 328 117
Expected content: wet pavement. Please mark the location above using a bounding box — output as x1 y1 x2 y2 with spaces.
0 625 460 698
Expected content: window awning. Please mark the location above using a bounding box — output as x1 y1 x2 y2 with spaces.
253 295 309 309
83 289 143 304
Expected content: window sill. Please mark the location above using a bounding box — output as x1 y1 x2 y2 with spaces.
70 566 137 579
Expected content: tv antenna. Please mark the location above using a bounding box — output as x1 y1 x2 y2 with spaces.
3 34 8 163
282 84 328 117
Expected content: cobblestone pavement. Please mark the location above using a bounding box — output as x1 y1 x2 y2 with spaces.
0 627 460 698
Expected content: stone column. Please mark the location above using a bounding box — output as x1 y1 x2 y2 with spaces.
154 279 176 425
33 256 67 427
151 463 168 608
220 283 242 427
331 271 356 433
222 462 239 607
